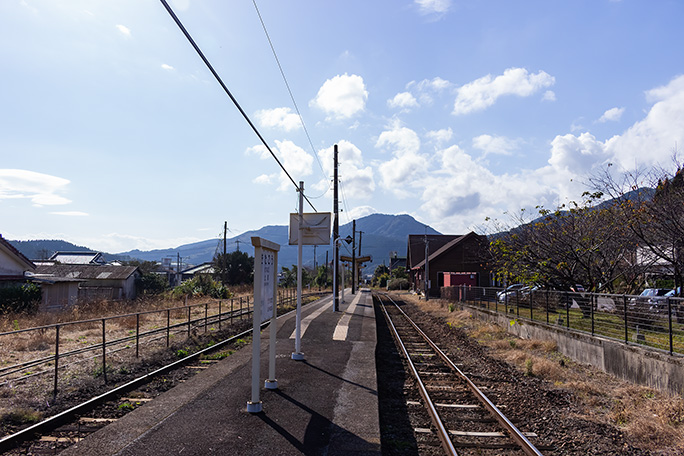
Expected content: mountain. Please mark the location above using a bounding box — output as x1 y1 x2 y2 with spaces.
9 213 442 276
8 239 133 263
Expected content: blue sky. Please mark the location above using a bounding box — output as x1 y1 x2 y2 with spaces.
2 0 684 254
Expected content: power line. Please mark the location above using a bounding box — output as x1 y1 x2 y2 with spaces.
158 0 316 212
252 0 327 180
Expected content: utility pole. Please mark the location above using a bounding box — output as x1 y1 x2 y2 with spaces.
352 219 356 295
333 144 339 311
358 231 364 256
235 239 241 251
223 221 228 285
313 245 317 270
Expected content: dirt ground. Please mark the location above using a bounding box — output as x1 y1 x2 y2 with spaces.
380 291 684 455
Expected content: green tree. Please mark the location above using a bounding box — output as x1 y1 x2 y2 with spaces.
213 251 254 285
371 264 390 288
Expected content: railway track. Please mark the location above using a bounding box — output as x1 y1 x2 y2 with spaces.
377 293 551 455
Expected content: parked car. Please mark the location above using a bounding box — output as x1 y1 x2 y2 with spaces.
630 288 671 307
497 284 540 303
496 284 526 302
648 287 680 315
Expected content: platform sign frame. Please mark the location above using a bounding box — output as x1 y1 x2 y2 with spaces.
247 237 280 414
288 212 331 245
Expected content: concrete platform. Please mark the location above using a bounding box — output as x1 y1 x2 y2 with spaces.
62 289 380 456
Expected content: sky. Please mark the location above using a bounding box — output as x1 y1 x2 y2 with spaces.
2 0 684 254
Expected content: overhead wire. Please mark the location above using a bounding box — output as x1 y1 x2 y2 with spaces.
251 0 327 182
158 0 316 212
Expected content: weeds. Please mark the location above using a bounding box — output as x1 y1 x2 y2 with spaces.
2 408 43 425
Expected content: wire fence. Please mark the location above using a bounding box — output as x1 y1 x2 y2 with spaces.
442 285 684 355
0 288 310 400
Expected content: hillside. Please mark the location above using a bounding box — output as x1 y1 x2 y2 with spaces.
10 213 442 275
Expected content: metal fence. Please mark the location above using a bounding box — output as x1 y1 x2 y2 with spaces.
0 288 305 399
442 285 684 355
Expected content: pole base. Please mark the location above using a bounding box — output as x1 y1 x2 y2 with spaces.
246 401 263 414
265 379 278 390
291 352 305 361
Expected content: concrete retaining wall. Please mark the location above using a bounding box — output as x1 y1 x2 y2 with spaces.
458 303 684 397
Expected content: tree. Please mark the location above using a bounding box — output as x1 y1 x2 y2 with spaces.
279 265 311 288
371 264 390 288
313 265 330 288
213 251 254 285
126 260 169 295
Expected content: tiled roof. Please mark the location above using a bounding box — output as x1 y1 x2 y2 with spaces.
33 264 139 280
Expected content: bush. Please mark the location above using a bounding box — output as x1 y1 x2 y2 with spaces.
387 278 410 291
171 275 231 299
136 273 169 295
0 282 41 314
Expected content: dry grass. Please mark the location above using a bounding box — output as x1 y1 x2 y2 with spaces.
389 290 684 453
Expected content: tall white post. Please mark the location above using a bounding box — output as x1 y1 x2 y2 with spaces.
341 261 345 305
265 245 279 389
247 243 264 413
292 182 305 360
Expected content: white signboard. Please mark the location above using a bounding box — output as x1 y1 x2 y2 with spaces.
259 250 275 323
289 212 331 245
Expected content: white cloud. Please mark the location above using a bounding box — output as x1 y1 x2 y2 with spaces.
548 132 609 175
49 211 88 216
606 74 684 169
0 169 72 206
255 107 301 132
472 134 521 156
316 140 375 200
248 141 313 192
343 205 376 222
407 77 452 105
387 92 419 110
161 64 174 71
375 124 428 197
598 107 625 123
542 90 556 102
426 128 453 145
115 24 131 37
415 0 452 15
310 74 368 120
453 68 555 115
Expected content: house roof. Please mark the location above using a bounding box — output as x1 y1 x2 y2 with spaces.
0 234 36 272
49 251 106 265
33 264 139 280
406 234 461 269
411 232 483 270
181 262 215 275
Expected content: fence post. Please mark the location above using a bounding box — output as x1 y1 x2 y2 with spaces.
516 290 520 317
219 300 222 331
53 325 60 399
205 303 208 333
545 291 549 324
136 313 140 358
667 297 673 355
187 306 191 338
102 319 107 384
623 295 628 343
240 297 243 320
530 290 534 321
231 298 234 325
166 309 170 347
590 293 595 335
247 297 251 316
565 292 570 329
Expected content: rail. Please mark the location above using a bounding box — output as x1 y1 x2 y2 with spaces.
378 293 544 456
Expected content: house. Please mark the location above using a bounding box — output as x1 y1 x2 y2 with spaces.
388 251 407 271
49 251 107 265
406 232 491 297
0 234 36 284
180 262 215 282
32 264 141 305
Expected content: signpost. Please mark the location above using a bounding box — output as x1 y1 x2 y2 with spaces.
247 237 279 414
289 183 331 360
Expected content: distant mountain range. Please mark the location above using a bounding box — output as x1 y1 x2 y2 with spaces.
9 213 441 276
